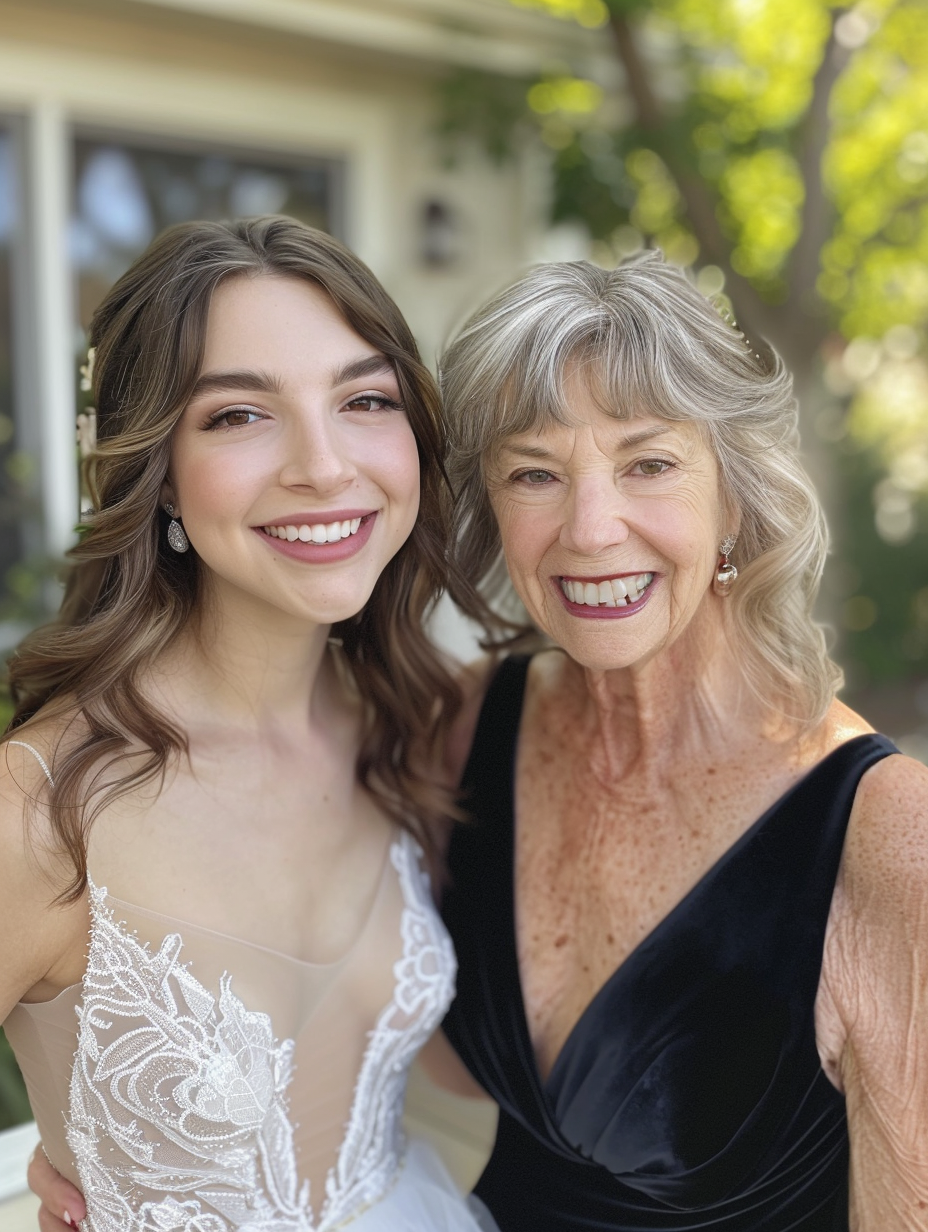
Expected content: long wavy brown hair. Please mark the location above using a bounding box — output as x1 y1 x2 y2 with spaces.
6 215 467 901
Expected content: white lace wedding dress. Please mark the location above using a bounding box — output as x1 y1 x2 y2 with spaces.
5 746 496 1232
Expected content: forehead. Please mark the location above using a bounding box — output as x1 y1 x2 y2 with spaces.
495 404 707 459
202 274 371 359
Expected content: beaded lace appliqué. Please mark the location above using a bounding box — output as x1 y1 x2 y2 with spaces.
67 833 456 1231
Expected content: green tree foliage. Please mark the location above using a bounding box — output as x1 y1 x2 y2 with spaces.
439 0 928 697
0 1028 30 1130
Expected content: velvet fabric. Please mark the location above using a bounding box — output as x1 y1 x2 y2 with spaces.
442 656 897 1231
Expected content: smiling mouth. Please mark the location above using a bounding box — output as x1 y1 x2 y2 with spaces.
261 516 366 544
559 572 655 608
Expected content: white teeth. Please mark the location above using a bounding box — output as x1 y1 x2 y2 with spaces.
561 573 654 607
264 518 365 543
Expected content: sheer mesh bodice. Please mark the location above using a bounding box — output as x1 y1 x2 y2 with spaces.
6 830 457 1231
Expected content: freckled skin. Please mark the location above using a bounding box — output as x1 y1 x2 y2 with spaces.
514 649 851 1080
479 390 928 1221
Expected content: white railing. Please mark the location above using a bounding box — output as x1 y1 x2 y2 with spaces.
0 1121 38 1201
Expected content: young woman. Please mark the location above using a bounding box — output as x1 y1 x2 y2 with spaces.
0 216 496 1232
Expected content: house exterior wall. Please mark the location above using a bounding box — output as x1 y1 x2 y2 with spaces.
0 0 598 572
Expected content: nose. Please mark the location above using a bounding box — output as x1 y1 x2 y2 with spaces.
277 408 356 494
559 473 631 557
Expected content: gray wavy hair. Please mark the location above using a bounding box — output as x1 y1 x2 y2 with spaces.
440 250 842 725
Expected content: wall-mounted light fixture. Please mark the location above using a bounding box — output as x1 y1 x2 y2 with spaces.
420 199 459 267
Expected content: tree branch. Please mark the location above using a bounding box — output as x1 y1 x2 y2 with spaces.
784 10 849 359
608 10 783 348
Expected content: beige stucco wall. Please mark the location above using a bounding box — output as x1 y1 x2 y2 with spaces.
0 0 561 358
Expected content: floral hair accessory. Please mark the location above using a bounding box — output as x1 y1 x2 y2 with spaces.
76 409 97 458
77 345 97 459
79 347 96 392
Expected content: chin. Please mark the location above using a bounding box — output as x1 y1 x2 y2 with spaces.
550 629 663 674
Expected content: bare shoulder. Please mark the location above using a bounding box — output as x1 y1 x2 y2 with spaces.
0 710 88 880
808 700 926 874
844 747 928 892
0 727 55 840
0 707 87 810
0 713 90 1015
813 697 875 748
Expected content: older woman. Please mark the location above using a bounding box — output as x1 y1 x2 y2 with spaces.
439 253 928 1230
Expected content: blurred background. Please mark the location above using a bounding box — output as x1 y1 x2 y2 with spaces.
0 0 926 1219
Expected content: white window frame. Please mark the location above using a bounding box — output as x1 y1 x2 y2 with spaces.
0 43 393 568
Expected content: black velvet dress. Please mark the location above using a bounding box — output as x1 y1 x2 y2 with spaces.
442 656 897 1232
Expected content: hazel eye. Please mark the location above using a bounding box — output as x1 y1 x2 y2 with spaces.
514 469 554 485
636 459 671 477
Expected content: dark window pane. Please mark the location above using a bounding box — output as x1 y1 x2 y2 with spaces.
72 136 341 329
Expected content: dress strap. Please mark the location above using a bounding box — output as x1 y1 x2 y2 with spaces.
459 655 531 801
7 740 56 788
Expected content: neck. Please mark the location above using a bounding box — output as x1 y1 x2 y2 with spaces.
575 603 767 782
153 584 339 736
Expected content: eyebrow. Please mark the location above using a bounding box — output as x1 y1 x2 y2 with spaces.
500 424 674 459
188 369 283 399
331 355 395 386
189 356 395 401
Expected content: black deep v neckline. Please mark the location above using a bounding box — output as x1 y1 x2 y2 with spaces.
498 658 891 1104
442 653 897 1228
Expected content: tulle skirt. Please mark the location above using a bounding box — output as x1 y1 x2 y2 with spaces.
350 1139 499 1232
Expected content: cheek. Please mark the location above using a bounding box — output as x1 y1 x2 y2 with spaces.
172 449 262 528
496 508 552 593
385 427 421 510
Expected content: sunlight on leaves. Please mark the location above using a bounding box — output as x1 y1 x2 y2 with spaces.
510 0 610 28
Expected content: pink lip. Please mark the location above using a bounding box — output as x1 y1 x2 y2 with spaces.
255 512 376 563
554 575 658 620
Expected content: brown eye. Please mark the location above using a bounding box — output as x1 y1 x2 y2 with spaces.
637 459 670 476
223 409 254 427
343 395 403 413
207 406 263 429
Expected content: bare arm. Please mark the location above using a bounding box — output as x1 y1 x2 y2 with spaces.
0 742 90 1231
0 743 87 1020
819 754 928 1229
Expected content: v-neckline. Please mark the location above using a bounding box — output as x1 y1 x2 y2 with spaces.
502 671 888 1101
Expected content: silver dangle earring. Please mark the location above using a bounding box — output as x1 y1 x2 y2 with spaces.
713 534 738 596
164 503 190 554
